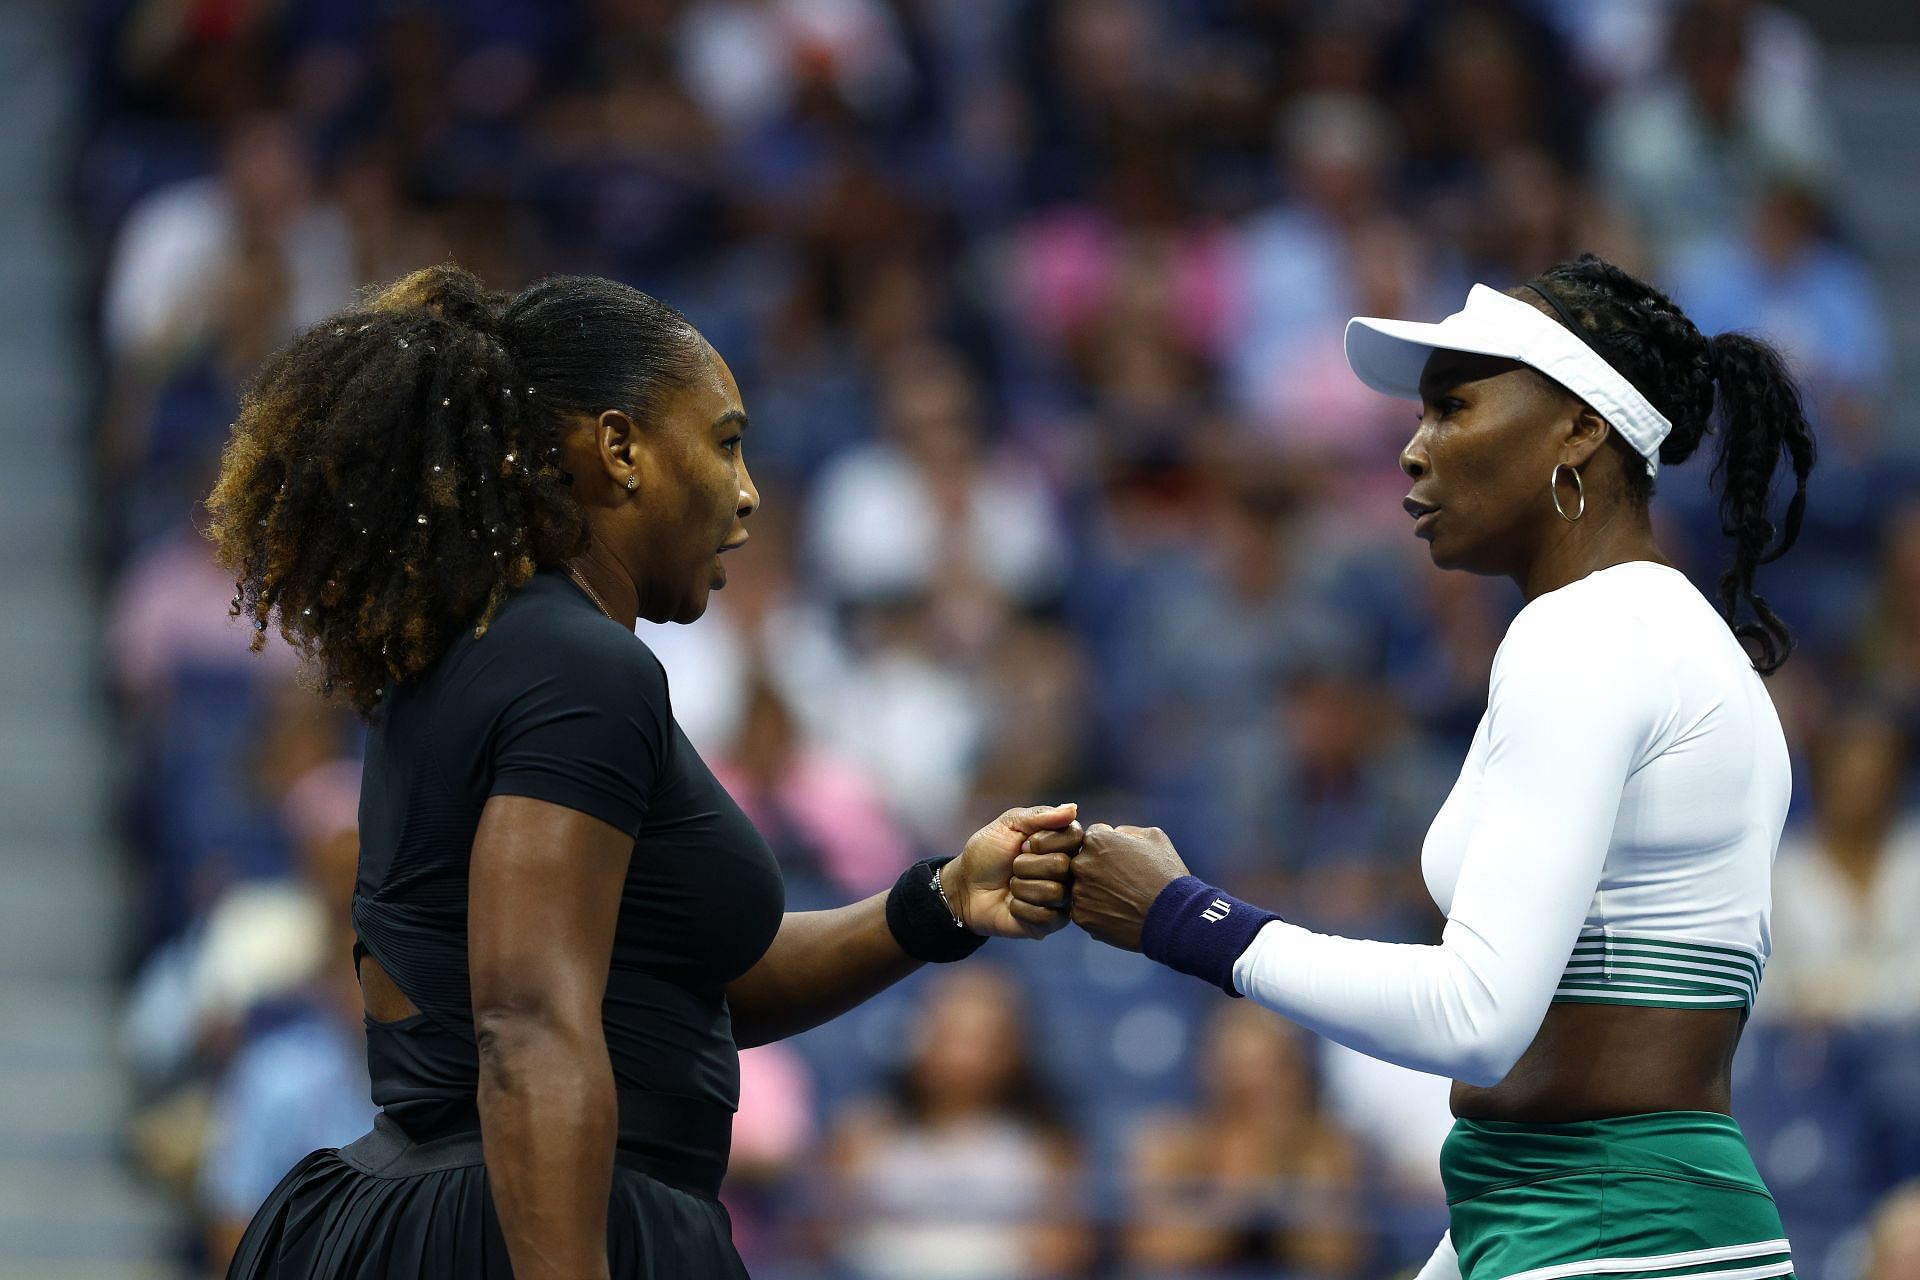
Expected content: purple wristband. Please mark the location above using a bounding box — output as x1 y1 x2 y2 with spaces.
1140 876 1279 996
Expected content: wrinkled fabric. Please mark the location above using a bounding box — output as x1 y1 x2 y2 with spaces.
228 1117 747 1279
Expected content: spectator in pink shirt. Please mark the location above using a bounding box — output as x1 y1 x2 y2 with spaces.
711 675 915 905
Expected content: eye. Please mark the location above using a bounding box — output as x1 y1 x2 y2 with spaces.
721 435 742 456
1434 396 1466 418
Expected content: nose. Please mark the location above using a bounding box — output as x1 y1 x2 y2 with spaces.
737 456 760 520
1400 423 1430 480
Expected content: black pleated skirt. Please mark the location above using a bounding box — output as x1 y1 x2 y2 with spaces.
226 1114 749 1279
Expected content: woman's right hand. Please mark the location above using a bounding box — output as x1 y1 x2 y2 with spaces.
941 804 1082 940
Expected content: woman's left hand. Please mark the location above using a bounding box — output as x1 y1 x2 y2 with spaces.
1068 823 1191 952
943 804 1082 940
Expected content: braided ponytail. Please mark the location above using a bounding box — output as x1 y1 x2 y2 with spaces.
1702 331 1815 673
1528 254 1815 674
207 264 705 714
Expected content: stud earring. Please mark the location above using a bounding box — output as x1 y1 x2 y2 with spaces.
626 475 637 493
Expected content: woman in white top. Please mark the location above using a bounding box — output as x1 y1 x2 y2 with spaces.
1059 254 1817 1279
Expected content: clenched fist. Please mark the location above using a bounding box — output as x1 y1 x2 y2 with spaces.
1067 823 1191 951
943 804 1084 940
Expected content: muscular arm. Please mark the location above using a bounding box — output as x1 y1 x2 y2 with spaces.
470 795 632 1280
729 808 1081 1049
727 890 919 1049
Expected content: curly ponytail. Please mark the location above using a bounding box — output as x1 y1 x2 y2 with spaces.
1527 254 1817 674
207 264 705 714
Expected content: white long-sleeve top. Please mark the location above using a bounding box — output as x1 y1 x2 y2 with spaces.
1232 562 1790 1086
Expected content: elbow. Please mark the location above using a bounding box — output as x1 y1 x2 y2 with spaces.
1452 1048 1516 1089
473 1009 543 1094
1449 1021 1531 1088
1429 944 1538 1087
473 1004 602 1091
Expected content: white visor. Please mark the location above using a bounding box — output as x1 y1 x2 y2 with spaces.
1345 283 1671 476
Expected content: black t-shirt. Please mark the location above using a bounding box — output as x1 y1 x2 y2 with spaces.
353 569 785 1119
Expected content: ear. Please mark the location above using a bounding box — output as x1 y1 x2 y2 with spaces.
1560 404 1612 470
595 409 654 495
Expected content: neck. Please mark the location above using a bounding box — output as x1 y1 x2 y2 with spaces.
1518 498 1668 603
567 542 640 629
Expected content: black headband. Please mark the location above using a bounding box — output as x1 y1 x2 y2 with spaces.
1526 280 1642 384
1529 278 1714 397
1525 281 1588 341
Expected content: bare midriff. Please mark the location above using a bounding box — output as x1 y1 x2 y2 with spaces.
362 954 1744 1118
359 953 424 1023
1451 1002 1744 1122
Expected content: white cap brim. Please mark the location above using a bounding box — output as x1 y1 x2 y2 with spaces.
1344 284 1672 475
1345 307 1533 401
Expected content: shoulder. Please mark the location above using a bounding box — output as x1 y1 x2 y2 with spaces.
484 573 656 659
470 573 671 703
1486 568 1690 752
1495 567 1671 678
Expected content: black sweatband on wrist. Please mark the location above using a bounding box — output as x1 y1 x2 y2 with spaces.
886 856 988 964
1140 875 1279 996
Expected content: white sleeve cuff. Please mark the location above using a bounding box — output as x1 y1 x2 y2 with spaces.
1414 1231 1460 1280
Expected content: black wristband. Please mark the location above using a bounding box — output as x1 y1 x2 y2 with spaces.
886 857 988 964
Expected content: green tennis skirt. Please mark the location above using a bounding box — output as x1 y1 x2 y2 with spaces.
1440 1111 1793 1280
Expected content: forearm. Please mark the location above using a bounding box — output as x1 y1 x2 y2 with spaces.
476 1018 617 1280
1231 918 1552 1086
728 809 1078 1046
1145 708 1617 1085
1140 877 1562 1086
727 891 921 1048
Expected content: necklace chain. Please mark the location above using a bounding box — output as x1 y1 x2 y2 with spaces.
567 567 619 623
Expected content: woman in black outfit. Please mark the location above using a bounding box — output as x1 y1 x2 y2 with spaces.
207 265 1081 1279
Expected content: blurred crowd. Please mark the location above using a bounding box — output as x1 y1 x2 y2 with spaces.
68 0 1920 1276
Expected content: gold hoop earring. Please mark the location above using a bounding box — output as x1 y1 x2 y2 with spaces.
1551 463 1585 523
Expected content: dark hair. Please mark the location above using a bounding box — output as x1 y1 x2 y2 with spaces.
207 264 707 715
1527 254 1816 674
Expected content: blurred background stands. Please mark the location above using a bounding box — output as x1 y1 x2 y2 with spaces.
10 0 1920 1276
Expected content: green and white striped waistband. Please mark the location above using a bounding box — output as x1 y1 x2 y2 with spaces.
1494 1237 1793 1280
1551 932 1763 1012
